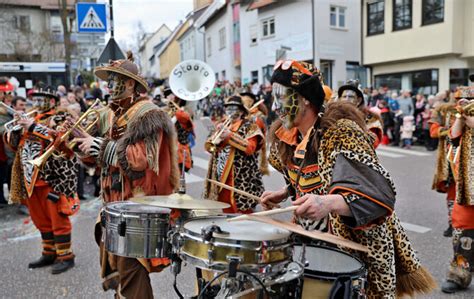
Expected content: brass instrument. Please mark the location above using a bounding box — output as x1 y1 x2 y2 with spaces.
0 102 38 132
28 99 101 169
205 117 232 153
4 110 38 132
456 100 474 117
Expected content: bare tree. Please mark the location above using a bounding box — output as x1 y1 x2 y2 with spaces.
59 0 74 85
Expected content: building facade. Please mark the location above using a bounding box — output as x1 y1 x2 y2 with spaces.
138 24 172 79
199 0 363 88
178 5 208 62
0 0 105 87
362 0 474 93
158 19 191 79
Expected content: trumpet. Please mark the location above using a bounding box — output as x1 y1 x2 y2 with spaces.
28 99 101 169
4 110 38 132
456 100 474 117
205 117 232 153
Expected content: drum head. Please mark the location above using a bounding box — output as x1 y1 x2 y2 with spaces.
106 201 170 215
184 216 290 241
294 245 364 279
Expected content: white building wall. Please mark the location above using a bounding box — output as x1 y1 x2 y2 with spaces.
241 0 313 85
204 6 235 82
314 0 361 87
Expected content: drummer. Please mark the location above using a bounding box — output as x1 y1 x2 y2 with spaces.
262 59 436 298
72 51 179 298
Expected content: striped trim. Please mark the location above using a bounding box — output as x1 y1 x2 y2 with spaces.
228 133 249 152
89 137 104 157
104 141 117 166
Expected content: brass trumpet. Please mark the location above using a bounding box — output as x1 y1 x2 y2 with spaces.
28 99 101 169
205 117 232 153
4 110 38 132
457 100 474 117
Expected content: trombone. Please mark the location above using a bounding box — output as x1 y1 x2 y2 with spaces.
205 117 232 153
28 99 101 169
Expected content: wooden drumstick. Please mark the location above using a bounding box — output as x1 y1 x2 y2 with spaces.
228 205 298 222
231 215 369 253
206 178 280 208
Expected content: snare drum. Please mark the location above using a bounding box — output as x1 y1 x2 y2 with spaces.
103 201 171 258
294 244 366 299
180 215 293 275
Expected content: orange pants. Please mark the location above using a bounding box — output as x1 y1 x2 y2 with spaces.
27 185 72 237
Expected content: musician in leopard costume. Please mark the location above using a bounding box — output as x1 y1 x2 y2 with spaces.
441 85 474 294
262 59 436 298
4 87 79 275
204 95 264 214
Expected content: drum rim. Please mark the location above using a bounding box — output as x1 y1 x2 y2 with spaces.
181 215 292 246
104 201 171 216
294 244 366 279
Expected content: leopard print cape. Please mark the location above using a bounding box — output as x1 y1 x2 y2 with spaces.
456 127 474 205
270 118 433 298
205 120 264 211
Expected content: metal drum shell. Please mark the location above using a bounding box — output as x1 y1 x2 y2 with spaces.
179 215 293 275
104 201 171 258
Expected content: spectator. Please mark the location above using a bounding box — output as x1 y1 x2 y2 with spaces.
12 96 27 112
59 96 70 109
57 85 67 97
74 87 87 112
398 90 414 117
401 115 415 149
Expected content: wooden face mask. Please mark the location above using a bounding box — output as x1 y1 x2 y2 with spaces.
272 83 299 129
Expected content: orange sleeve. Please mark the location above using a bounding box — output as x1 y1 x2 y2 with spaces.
429 122 441 138
228 133 259 155
175 110 192 130
126 141 148 171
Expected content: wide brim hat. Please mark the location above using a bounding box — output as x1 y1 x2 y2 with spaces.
338 80 364 100
31 87 59 100
270 60 325 111
455 86 474 99
224 95 248 113
94 51 149 94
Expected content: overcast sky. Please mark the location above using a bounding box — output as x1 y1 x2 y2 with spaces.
103 0 194 47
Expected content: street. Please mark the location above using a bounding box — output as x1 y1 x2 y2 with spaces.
0 119 472 299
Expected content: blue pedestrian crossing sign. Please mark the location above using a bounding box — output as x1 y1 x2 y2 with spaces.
76 3 107 33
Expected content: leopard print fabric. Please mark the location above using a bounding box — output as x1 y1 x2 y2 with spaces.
322 119 420 298
212 121 264 211
43 155 79 197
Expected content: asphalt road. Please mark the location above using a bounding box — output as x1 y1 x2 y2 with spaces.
0 119 472 298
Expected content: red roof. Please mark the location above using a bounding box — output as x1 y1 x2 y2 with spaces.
248 0 276 10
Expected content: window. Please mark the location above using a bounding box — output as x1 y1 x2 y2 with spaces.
393 0 412 30
221 70 226 80
262 65 273 84
261 17 275 38
219 27 226 50
374 69 439 95
367 0 384 36
422 0 444 25
250 25 257 45
346 62 368 88
13 15 31 31
330 6 346 29
251 71 258 83
207 36 211 57
149 55 155 66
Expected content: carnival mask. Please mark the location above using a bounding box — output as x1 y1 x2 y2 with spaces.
107 73 127 100
225 105 243 120
32 96 49 111
340 90 362 106
272 83 299 129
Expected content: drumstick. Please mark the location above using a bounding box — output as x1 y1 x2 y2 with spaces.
207 179 261 203
233 215 368 253
228 206 299 222
206 179 280 208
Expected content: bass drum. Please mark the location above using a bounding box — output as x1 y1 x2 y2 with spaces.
294 244 366 299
